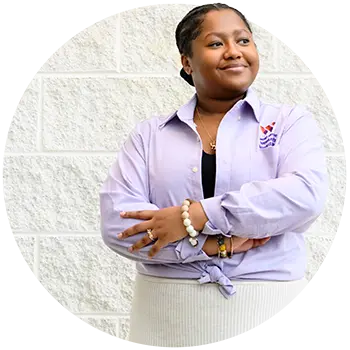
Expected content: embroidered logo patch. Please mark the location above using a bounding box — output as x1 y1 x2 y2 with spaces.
259 122 277 148
260 122 275 135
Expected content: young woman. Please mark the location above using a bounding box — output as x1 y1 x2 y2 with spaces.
100 3 328 347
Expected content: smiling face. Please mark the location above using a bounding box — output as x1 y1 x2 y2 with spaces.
181 9 259 97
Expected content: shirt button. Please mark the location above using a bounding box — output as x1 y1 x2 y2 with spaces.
237 115 241 121
192 167 198 173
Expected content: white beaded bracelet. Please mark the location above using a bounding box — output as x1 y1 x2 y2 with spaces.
181 199 199 247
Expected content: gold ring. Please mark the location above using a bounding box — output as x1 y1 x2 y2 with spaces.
147 229 156 242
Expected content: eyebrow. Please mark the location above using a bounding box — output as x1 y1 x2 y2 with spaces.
204 29 251 39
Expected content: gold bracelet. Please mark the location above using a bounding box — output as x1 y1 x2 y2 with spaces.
229 236 234 258
217 234 227 258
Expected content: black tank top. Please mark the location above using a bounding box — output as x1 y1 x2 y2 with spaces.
201 151 216 199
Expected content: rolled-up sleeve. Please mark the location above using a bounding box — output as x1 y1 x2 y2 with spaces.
100 122 211 263
199 106 329 239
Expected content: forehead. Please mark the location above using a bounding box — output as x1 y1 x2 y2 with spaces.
198 9 249 36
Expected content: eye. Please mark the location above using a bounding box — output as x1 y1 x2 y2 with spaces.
238 38 250 45
208 42 223 47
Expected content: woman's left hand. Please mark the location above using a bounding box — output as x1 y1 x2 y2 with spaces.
117 202 208 258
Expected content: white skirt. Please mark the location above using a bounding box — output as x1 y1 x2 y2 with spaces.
128 273 308 347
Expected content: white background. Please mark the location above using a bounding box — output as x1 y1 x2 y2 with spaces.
0 0 350 344
0 0 136 344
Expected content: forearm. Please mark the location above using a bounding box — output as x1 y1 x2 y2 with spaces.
202 236 217 256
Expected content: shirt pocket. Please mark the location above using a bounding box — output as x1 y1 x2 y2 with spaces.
249 144 280 181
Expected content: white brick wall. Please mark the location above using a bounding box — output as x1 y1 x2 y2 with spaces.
4 4 345 340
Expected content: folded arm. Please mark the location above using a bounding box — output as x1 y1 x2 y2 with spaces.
198 106 328 239
99 122 211 264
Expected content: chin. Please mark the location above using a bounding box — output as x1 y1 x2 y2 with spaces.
218 73 249 86
221 81 251 94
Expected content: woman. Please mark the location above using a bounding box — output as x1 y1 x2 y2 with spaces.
99 3 328 347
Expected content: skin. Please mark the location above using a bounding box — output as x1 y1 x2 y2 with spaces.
118 9 267 258
182 9 259 115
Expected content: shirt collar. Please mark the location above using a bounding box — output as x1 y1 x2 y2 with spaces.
158 87 261 129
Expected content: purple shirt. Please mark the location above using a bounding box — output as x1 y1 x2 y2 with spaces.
99 87 328 298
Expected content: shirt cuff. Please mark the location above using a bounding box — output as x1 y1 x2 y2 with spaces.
201 220 232 237
175 234 212 264
200 196 230 235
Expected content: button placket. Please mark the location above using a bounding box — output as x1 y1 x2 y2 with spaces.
188 128 204 200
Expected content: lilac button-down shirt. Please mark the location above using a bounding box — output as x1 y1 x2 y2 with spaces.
99 87 328 298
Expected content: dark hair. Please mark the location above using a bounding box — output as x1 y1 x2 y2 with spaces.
176 3 253 86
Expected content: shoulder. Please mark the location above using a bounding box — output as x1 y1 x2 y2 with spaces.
254 98 318 144
259 100 310 119
258 99 314 130
131 112 177 139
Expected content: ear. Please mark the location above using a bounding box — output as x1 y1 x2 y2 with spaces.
181 55 192 75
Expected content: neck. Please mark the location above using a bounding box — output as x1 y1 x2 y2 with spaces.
195 91 247 118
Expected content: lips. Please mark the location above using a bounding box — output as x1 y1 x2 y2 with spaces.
219 64 247 74
220 64 247 70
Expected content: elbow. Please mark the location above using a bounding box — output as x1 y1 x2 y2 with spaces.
307 199 324 222
100 212 128 256
305 171 329 219
292 168 328 221
310 187 328 219
99 196 108 246
100 220 110 248
100 213 114 250
99 192 120 250
100 212 121 250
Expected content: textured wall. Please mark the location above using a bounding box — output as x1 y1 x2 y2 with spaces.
3 3 345 340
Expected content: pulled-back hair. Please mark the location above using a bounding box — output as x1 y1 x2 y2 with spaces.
176 3 252 58
176 3 252 86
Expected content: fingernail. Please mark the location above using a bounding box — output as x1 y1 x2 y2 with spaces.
128 247 133 252
117 233 123 239
120 211 126 217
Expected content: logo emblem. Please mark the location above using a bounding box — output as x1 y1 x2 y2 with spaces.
260 122 275 135
259 122 277 148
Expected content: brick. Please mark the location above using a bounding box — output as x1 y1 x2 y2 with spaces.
278 77 343 152
39 236 137 313
42 77 193 151
120 4 194 73
40 16 118 72
3 156 114 232
5 78 39 152
14 235 36 272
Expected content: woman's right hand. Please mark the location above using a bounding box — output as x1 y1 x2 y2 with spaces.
229 236 271 253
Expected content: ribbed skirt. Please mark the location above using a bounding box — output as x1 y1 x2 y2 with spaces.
128 273 308 347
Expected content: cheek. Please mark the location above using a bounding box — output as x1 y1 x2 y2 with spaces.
198 53 219 69
245 53 259 74
252 57 260 73
250 50 260 67
243 45 257 58
255 53 260 67
195 59 218 78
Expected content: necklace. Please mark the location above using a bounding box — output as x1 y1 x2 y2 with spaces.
196 106 216 152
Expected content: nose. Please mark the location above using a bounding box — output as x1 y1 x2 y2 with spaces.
223 42 242 60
